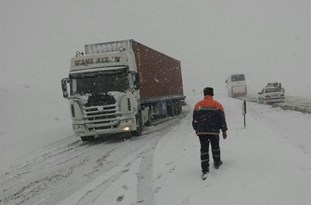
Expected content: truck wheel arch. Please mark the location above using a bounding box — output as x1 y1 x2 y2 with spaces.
131 112 143 136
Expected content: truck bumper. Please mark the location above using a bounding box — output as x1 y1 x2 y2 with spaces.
72 117 136 137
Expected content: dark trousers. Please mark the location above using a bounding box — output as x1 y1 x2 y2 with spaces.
198 135 221 173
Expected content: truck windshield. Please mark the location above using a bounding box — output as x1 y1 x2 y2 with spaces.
70 69 129 95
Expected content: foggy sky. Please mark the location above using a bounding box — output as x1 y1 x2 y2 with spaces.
1 0 310 97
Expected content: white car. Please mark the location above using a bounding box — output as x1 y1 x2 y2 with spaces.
258 86 285 104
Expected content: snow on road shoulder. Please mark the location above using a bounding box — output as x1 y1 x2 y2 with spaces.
0 86 72 173
152 95 311 205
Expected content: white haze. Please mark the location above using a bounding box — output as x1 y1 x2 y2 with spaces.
1 0 311 97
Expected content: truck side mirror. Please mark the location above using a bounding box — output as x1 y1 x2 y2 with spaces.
61 78 70 98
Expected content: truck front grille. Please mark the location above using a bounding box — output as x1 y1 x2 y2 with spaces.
82 97 119 131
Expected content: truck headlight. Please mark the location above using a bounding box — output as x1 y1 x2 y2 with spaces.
73 124 84 130
120 118 134 124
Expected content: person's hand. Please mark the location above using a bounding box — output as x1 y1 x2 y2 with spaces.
222 132 227 139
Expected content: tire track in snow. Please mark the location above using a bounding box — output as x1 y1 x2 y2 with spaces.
137 108 190 205
0 136 127 205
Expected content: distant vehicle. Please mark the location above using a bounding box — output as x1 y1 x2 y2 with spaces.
225 74 247 97
258 82 285 104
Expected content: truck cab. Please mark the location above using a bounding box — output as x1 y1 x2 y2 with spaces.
62 45 142 141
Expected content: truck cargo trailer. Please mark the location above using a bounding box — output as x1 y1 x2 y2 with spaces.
61 39 185 141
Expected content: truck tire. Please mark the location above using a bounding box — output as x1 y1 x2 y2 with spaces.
176 102 182 115
167 102 176 116
166 102 172 116
145 108 153 126
131 113 143 136
174 102 180 115
81 136 95 142
172 101 181 116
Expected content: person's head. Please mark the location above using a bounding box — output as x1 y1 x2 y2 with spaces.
203 87 214 96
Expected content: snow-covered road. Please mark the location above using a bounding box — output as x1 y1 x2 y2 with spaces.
1 95 311 205
153 95 311 205
0 107 189 205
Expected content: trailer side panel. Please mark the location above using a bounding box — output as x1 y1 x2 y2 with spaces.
132 40 184 101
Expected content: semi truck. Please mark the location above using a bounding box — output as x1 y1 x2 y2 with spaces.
61 39 185 141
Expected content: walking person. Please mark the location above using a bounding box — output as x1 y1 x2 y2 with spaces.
192 87 228 180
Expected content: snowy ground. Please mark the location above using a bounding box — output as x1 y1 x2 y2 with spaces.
153 94 311 205
1 93 311 205
1 0 310 204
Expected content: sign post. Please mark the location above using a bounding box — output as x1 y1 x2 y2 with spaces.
242 100 247 128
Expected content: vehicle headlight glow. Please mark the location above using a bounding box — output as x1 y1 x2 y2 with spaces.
73 124 84 129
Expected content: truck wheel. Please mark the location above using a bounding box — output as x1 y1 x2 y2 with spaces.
81 136 95 142
176 102 182 115
132 113 143 136
167 102 175 116
174 102 181 115
145 108 153 126
166 102 172 116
